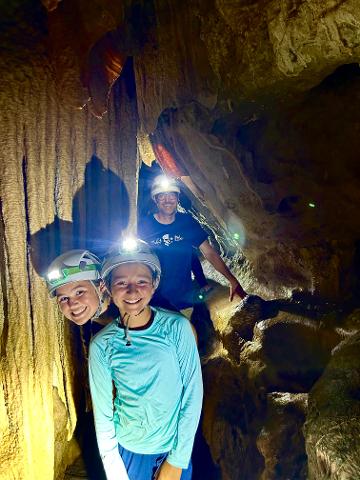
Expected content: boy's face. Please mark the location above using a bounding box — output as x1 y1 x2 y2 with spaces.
56 280 100 325
110 263 155 316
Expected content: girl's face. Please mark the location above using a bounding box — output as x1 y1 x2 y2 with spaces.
56 280 100 325
110 263 155 316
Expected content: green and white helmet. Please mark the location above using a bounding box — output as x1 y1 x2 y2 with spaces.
101 239 161 288
46 249 102 297
151 174 180 199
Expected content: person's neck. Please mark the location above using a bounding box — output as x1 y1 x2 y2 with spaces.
154 211 176 224
121 306 152 328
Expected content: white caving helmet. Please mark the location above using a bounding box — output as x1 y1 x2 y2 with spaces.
46 249 102 297
151 175 180 200
101 238 161 289
45 249 105 319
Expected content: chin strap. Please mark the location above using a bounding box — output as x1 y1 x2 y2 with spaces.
90 282 106 320
119 308 148 347
122 313 132 346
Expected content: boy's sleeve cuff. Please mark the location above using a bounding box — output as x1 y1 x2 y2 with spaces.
102 450 130 480
166 452 190 470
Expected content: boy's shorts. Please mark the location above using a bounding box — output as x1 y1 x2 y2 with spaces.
118 443 192 480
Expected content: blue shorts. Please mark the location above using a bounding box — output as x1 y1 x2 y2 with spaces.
118 444 192 480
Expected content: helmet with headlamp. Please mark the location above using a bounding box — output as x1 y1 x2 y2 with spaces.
46 250 102 297
101 238 161 289
151 175 180 200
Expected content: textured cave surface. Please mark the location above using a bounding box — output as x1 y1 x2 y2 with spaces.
1 0 360 479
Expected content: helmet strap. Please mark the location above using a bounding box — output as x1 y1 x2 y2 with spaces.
117 306 152 346
121 313 132 346
90 281 106 320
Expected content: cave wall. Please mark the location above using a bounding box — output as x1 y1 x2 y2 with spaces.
0 3 137 479
1 0 360 479
305 327 360 479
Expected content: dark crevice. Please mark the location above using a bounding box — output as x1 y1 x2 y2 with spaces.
0 198 9 357
311 63 360 92
22 156 36 363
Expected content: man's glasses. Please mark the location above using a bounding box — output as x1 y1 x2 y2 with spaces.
156 192 178 201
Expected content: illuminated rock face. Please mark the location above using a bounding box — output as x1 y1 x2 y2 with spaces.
0 4 137 479
1 0 360 479
304 327 360 480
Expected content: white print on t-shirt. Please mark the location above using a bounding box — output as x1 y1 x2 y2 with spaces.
152 234 184 247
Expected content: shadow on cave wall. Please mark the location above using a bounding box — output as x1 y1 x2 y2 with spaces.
30 155 129 276
29 155 130 480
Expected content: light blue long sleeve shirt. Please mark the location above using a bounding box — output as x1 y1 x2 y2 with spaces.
88 306 203 473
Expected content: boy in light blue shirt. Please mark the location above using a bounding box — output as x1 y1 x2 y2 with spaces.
89 239 203 480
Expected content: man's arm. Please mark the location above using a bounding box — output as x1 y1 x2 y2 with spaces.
88 340 129 480
199 240 247 301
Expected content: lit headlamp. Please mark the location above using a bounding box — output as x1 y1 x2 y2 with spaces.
47 264 97 285
159 176 171 189
47 269 62 282
121 237 138 252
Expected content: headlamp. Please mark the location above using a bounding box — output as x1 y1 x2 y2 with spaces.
47 269 61 281
47 265 97 285
122 237 138 252
159 176 171 189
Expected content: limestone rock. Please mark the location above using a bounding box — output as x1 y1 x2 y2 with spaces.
1 0 360 478
240 312 340 392
202 357 264 480
304 331 360 479
0 5 138 478
256 392 308 480
220 295 279 361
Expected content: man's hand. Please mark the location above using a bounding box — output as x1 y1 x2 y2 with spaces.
199 241 247 302
229 280 247 302
155 460 182 480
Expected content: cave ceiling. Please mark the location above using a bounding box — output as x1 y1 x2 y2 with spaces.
40 0 360 122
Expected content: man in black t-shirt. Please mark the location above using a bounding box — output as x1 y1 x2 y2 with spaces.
139 175 247 311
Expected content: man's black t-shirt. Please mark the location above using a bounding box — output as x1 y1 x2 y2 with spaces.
139 213 208 309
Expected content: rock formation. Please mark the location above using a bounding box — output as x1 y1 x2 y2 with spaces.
1 0 360 478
